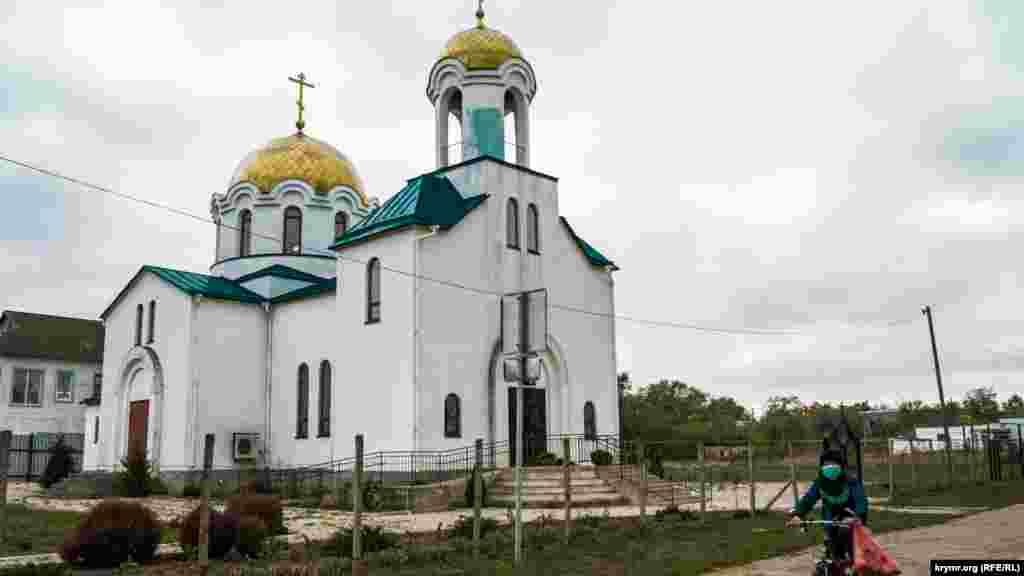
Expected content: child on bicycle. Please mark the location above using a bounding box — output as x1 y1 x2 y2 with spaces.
786 447 868 567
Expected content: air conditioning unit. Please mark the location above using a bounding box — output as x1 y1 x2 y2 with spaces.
232 433 261 462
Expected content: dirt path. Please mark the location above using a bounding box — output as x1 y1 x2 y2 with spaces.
711 504 1024 575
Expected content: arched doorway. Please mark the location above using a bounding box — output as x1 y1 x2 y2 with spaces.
115 348 164 469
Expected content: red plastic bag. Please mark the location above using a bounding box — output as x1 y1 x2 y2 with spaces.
852 522 900 575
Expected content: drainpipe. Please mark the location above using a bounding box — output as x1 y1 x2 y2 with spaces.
607 267 620 444
263 301 272 467
413 225 440 453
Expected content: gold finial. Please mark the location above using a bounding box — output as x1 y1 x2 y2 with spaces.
475 0 485 28
288 72 316 133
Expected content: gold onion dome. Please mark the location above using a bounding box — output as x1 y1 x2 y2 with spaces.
440 14 524 70
229 132 368 205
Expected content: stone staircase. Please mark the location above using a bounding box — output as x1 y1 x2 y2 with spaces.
594 465 703 508
489 465 629 508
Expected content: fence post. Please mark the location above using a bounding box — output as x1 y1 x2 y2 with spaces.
637 442 646 520
473 439 482 559
198 434 214 569
0 431 10 544
562 437 571 544
789 462 799 510
352 434 367 576
748 440 755 516
24 433 34 482
888 438 895 501
910 439 918 490
698 441 706 524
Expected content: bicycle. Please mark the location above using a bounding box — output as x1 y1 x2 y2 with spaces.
788 516 858 576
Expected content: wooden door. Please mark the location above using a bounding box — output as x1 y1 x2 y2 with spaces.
127 400 149 460
508 387 547 466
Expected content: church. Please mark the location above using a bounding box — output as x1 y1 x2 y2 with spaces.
82 5 620 475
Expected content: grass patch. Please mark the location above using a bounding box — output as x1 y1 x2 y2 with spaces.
0 504 82 557
889 480 1024 509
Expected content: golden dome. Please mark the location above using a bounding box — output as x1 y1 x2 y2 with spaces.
440 23 524 70
229 133 368 205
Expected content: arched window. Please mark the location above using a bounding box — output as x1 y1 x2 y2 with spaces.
93 416 99 445
318 360 331 437
584 401 596 440
444 393 461 438
335 211 349 240
366 258 381 324
296 363 309 438
283 206 302 254
506 198 520 249
134 304 143 347
526 203 540 253
239 209 252 256
147 300 156 344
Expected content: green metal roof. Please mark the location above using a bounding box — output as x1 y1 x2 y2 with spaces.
144 266 266 303
330 174 488 249
559 217 619 271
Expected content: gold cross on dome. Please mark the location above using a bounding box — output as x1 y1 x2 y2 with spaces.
288 72 316 133
476 0 485 27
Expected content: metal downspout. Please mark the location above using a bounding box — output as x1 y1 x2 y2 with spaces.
264 302 272 466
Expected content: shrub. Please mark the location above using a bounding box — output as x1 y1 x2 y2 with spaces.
112 452 164 497
235 514 268 558
40 436 76 489
181 482 201 498
590 450 613 466
0 562 74 575
177 506 239 560
59 499 161 568
321 525 399 558
654 505 698 522
530 452 561 467
447 514 499 539
463 472 488 508
226 493 286 535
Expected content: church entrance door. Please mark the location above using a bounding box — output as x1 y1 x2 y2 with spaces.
127 399 149 460
508 387 546 466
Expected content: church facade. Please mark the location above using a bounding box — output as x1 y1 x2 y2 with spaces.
83 8 620 474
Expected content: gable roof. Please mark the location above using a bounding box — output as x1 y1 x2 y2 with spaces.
559 217 619 271
330 174 488 250
0 310 104 364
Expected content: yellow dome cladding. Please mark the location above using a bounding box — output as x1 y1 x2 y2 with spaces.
229 133 368 205
440 25 523 70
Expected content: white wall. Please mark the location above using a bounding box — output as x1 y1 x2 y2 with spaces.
96 272 190 470
0 356 98 435
81 405 101 468
333 229 415 455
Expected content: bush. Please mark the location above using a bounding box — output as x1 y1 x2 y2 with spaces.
463 472 488 508
653 505 698 522
447 514 499 539
177 506 239 560
0 563 74 575
112 452 165 497
181 482 201 498
226 494 286 535
528 452 562 467
321 525 399 558
59 499 161 568
590 450 613 466
235 514 268 558
40 436 76 489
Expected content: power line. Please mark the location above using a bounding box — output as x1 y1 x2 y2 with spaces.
1 153 919 337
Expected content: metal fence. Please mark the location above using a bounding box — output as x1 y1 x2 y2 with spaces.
4 432 84 480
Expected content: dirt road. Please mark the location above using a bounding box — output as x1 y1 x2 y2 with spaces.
712 504 1024 575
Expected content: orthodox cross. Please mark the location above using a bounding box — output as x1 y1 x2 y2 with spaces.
476 0 485 27
288 72 315 133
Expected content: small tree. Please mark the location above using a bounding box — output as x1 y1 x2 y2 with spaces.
40 435 77 489
113 451 164 497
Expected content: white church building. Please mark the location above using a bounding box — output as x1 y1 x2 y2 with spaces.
83 6 620 475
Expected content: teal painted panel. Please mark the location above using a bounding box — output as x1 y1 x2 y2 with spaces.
471 108 504 160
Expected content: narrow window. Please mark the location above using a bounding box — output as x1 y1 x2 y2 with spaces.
584 401 596 440
527 203 540 253
55 370 75 403
147 300 156 344
335 211 349 239
10 368 43 407
283 206 302 254
135 304 143 346
506 198 520 249
444 393 461 438
318 360 331 437
93 416 99 444
239 209 252 256
296 364 309 438
366 258 381 324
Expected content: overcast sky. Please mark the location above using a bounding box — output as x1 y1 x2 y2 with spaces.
2 1 1022 415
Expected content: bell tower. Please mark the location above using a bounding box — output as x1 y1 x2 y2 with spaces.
427 2 537 169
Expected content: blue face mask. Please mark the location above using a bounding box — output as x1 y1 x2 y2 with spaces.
821 464 842 480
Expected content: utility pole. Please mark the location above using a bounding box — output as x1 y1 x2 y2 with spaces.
922 305 955 487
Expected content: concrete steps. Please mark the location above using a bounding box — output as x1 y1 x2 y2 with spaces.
489 465 629 508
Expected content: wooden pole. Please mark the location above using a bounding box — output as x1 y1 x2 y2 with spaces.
562 437 571 545
888 438 895 501
698 441 706 524
789 463 799 509
748 440 755 516
352 434 367 576
198 434 214 570
910 439 918 491
473 439 482 559
0 431 10 544
637 442 646 520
